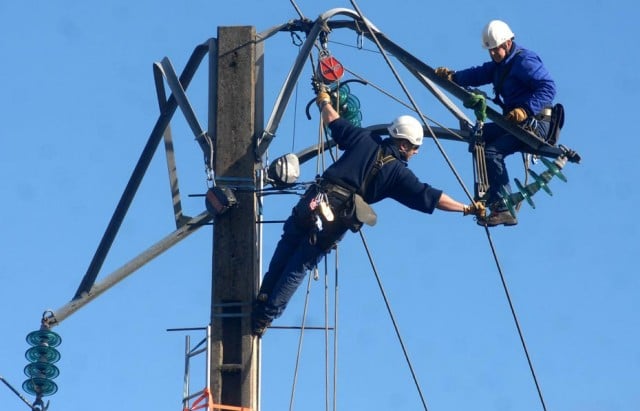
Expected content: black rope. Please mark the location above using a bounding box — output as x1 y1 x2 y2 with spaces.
481 226 548 410
288 0 305 20
358 230 430 411
340 66 465 141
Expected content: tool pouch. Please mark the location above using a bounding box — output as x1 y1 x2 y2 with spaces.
546 103 565 146
337 193 377 233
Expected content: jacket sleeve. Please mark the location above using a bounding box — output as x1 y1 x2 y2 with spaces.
452 61 496 88
327 118 363 150
385 164 443 214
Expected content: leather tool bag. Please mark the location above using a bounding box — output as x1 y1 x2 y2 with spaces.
546 103 565 146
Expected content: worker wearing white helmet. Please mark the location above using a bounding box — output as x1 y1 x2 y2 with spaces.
435 19 557 227
251 87 484 337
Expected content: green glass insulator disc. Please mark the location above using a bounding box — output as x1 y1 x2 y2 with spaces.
499 186 518 217
515 178 535 207
527 170 553 196
26 330 62 347
25 346 61 364
24 362 60 379
22 378 58 396
540 157 567 182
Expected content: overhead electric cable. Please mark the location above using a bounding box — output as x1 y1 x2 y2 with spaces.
482 227 548 410
358 230 429 411
348 0 474 202
340 66 464 141
347 3 549 410
289 0 305 20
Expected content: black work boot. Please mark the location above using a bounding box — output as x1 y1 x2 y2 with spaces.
251 294 272 338
251 315 272 338
477 210 518 227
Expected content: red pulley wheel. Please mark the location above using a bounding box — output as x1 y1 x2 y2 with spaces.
318 55 344 83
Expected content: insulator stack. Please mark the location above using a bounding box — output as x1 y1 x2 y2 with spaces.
23 329 62 398
499 156 568 217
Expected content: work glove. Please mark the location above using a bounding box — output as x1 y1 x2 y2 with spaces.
316 90 331 109
435 67 454 81
463 201 486 218
505 107 528 123
311 78 332 109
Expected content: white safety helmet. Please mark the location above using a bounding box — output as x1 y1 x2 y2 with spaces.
481 20 515 49
388 115 423 146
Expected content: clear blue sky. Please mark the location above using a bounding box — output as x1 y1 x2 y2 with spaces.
2 1 638 410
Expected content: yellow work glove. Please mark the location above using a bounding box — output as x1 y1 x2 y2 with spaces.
505 107 528 123
316 90 331 109
463 201 486 218
435 67 454 81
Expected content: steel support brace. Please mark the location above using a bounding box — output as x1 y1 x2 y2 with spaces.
153 63 189 229
256 8 577 162
50 212 212 327
256 8 379 158
73 43 210 299
159 57 210 146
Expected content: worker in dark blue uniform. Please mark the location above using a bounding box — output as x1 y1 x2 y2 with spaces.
435 19 557 227
251 88 486 337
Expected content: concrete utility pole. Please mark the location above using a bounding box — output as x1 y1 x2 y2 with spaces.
210 26 264 410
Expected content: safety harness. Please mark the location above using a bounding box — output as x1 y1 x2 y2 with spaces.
299 145 397 248
323 146 396 231
361 147 396 196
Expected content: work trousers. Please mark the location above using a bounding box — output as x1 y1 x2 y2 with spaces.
482 119 550 209
258 189 349 321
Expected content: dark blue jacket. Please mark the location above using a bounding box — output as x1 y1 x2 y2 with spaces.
322 118 442 214
453 42 556 116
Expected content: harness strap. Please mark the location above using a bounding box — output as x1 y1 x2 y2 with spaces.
360 147 395 197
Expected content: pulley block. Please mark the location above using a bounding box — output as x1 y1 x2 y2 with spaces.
317 51 344 83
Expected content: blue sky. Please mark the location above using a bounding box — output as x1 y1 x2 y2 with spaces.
2 1 638 410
